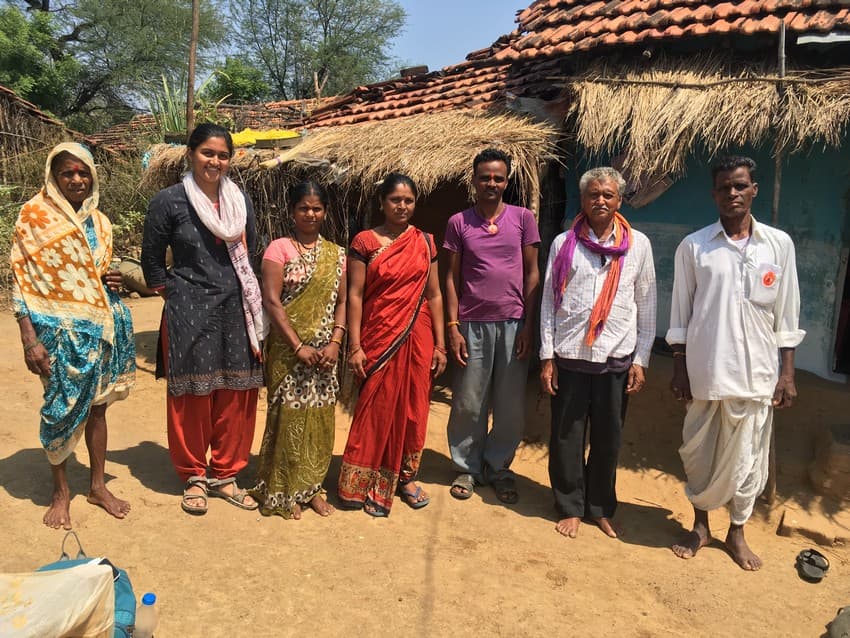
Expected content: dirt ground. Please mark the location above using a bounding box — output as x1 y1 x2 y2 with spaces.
0 296 848 638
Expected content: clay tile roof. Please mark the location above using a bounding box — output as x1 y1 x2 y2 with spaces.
86 114 158 152
499 0 850 60
302 57 560 129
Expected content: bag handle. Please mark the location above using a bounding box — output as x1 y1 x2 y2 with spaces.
59 531 87 561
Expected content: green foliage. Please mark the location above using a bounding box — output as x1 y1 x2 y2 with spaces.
0 7 81 117
146 73 235 136
95 156 154 257
0 184 20 297
204 57 270 103
0 1 228 132
147 76 188 134
233 0 405 100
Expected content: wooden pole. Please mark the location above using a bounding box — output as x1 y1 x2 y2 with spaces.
186 0 201 134
771 21 786 226
764 21 786 506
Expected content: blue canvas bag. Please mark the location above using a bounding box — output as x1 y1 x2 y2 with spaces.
37 531 137 638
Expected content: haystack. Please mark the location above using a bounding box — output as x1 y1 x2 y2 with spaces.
563 54 850 178
141 110 560 243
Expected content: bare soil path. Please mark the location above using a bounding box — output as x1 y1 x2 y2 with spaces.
0 297 847 637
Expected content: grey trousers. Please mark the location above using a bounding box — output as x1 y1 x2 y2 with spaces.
447 320 528 481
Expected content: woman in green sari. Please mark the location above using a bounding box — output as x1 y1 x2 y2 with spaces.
250 181 347 519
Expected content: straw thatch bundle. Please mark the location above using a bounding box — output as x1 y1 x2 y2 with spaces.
141 110 559 244
566 54 850 178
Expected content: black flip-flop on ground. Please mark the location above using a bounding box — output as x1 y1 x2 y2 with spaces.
450 474 474 500
796 548 829 582
491 476 519 504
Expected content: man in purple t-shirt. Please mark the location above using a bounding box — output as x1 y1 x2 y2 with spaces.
443 148 540 504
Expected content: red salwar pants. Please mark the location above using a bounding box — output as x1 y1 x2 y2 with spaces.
167 389 258 482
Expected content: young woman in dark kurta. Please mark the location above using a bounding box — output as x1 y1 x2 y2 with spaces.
141 123 264 515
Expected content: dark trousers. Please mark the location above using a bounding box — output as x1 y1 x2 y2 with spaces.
548 364 629 519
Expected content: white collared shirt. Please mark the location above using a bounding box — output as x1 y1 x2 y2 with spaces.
539 227 657 367
666 217 806 401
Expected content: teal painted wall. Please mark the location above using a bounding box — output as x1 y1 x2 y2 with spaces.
563 146 850 380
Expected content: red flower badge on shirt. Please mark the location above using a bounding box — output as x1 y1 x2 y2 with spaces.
762 271 777 287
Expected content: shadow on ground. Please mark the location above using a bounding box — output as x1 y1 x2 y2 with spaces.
106 441 180 496
133 329 160 376
0 448 117 505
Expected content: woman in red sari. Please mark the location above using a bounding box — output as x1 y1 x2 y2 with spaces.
339 173 447 516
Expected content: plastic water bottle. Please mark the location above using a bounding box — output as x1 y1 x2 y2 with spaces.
134 592 159 638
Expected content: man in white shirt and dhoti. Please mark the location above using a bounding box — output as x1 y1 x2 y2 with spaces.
667 156 805 570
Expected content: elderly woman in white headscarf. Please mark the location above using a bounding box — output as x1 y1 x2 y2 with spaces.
11 142 136 530
141 123 265 516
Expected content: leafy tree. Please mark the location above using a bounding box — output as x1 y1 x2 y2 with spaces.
233 0 405 100
204 57 271 103
0 1 228 132
0 7 80 117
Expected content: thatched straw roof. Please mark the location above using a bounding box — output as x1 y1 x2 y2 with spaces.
0 84 85 184
564 54 850 178
142 110 559 242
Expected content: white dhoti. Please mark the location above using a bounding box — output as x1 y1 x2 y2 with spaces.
679 398 772 525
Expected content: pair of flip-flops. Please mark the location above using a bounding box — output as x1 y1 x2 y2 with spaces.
796 548 830 583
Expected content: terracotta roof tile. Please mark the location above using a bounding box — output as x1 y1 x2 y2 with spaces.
505 0 850 60
303 60 536 128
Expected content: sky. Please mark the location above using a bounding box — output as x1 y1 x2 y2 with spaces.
387 0 525 72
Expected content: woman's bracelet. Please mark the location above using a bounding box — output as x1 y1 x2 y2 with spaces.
294 341 305 354
349 345 362 356
447 320 460 328
330 338 343 346
23 340 41 353
434 345 447 354
672 351 686 358
333 324 347 333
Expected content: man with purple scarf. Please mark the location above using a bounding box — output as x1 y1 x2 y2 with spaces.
540 167 656 539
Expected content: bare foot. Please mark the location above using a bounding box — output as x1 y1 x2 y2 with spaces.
725 525 762 571
555 517 581 538
291 503 302 520
44 489 72 530
87 486 130 519
308 494 335 517
672 522 712 559
591 517 619 538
